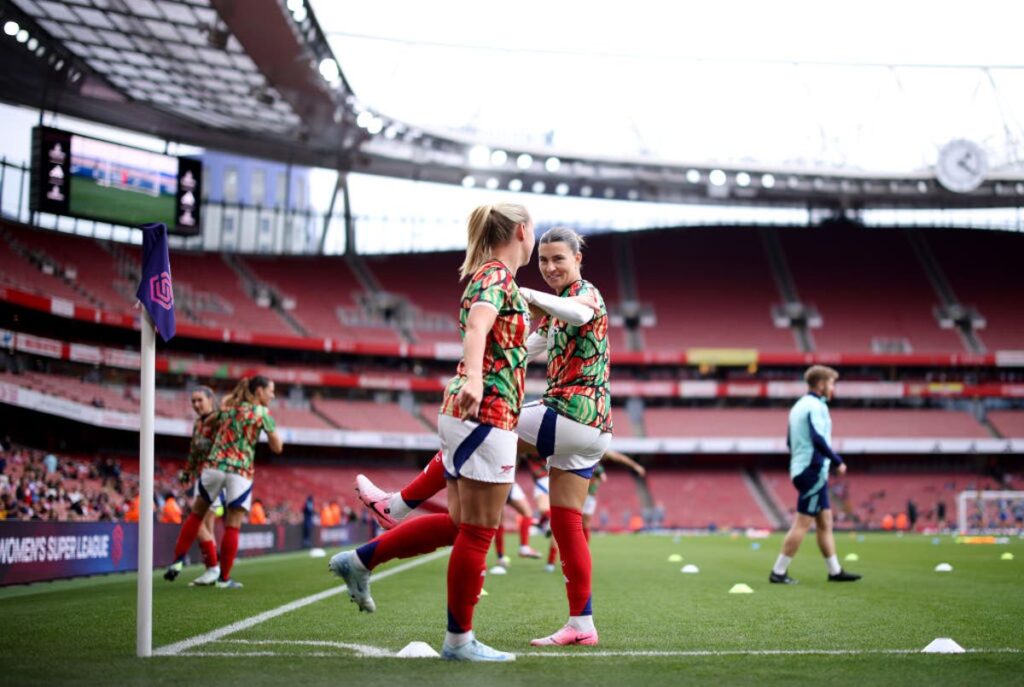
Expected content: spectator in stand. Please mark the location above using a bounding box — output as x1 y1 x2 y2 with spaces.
43 452 58 475
302 495 315 547
161 494 182 524
320 501 334 527
330 501 342 527
936 500 947 529
249 499 267 525
907 499 918 530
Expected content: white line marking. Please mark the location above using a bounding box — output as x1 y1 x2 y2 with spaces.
153 549 449 656
215 638 392 657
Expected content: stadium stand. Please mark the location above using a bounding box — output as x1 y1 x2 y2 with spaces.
779 226 964 353
987 410 1024 438
647 469 773 529
631 227 797 352
311 398 429 433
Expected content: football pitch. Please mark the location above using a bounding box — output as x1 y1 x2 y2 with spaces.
1 532 1021 686
69 176 177 228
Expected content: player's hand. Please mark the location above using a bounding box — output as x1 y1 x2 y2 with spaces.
457 373 484 418
570 293 601 313
837 462 847 476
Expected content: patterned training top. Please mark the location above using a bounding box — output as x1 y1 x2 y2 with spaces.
440 260 530 431
186 413 217 477
523 452 549 481
535 279 613 433
205 402 276 480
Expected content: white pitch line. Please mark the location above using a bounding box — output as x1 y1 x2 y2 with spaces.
153 549 449 657
217 638 392 657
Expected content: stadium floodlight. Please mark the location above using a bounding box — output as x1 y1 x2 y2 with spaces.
468 144 491 167
508 178 523 192
366 117 384 135
383 124 399 139
580 185 593 197
16 29 29 43
917 181 929 193
736 172 751 187
685 169 701 184
761 173 776 188
485 177 499 190
356 111 374 128
3 21 18 37
516 153 533 170
490 149 508 166
603 187 615 198
532 181 546 193
628 189 639 200
318 58 340 83
555 182 570 196
292 5 308 22
287 0 304 11
709 169 727 186
27 37 37 50
545 156 561 173
462 175 476 188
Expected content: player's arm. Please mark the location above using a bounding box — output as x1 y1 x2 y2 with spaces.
266 429 284 455
457 304 499 417
808 409 844 470
525 330 548 363
603 448 646 477
519 287 598 326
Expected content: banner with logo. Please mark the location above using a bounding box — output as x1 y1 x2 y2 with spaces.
0 521 369 586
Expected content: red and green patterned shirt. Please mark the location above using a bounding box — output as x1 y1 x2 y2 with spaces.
205 402 276 480
186 413 217 478
535 279 613 433
440 260 530 431
523 453 549 481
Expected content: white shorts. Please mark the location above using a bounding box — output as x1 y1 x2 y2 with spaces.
438 414 518 484
191 480 226 507
582 495 598 516
533 476 550 500
507 482 526 503
516 402 612 477
199 468 253 512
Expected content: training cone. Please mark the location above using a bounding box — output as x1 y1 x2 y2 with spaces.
921 638 965 654
308 548 326 558
934 563 953 572
488 565 507 575
1001 552 1014 561
681 564 700 574
728 583 754 594
751 542 761 551
397 641 441 658
668 554 683 563
480 588 488 596
844 553 859 562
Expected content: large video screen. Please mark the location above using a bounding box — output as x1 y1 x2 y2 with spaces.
31 126 202 236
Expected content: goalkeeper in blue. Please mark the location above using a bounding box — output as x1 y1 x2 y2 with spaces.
770 365 861 584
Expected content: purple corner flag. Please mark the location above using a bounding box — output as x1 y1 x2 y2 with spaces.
135 223 176 342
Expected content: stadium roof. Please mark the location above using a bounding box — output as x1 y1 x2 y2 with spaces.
0 0 1022 212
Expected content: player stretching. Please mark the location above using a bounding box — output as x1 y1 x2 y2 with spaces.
331 203 541 662
178 386 225 586
164 376 282 588
770 365 861 584
349 227 614 647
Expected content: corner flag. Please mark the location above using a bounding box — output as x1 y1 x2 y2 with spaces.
136 222 176 341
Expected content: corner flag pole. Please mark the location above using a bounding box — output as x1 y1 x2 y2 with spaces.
137 308 156 658
134 222 176 659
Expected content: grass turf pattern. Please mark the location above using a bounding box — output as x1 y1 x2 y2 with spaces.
1 532 1020 686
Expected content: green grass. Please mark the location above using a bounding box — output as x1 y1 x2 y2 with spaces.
1 532 1021 686
70 176 177 227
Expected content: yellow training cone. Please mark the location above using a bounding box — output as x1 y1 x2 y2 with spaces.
668 554 683 563
729 583 754 594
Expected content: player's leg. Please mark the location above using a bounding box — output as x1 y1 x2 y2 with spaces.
817 508 861 582
165 471 217 581
189 499 222 586
508 485 539 559
770 512 813 584
215 474 253 588
531 417 608 647
356 452 447 529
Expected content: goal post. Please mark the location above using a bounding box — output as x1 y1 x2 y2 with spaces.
956 490 1024 534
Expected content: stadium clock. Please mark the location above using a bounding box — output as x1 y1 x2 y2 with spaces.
935 139 987 193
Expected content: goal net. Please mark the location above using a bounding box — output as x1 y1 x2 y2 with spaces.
956 490 1024 534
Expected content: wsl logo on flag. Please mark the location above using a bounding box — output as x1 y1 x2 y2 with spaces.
135 223 176 342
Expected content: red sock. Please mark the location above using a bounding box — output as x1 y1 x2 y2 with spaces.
447 523 495 633
519 514 532 547
551 506 592 616
356 513 458 570
547 540 559 565
495 523 505 558
173 513 203 561
400 452 447 508
199 539 218 568
219 526 240 581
